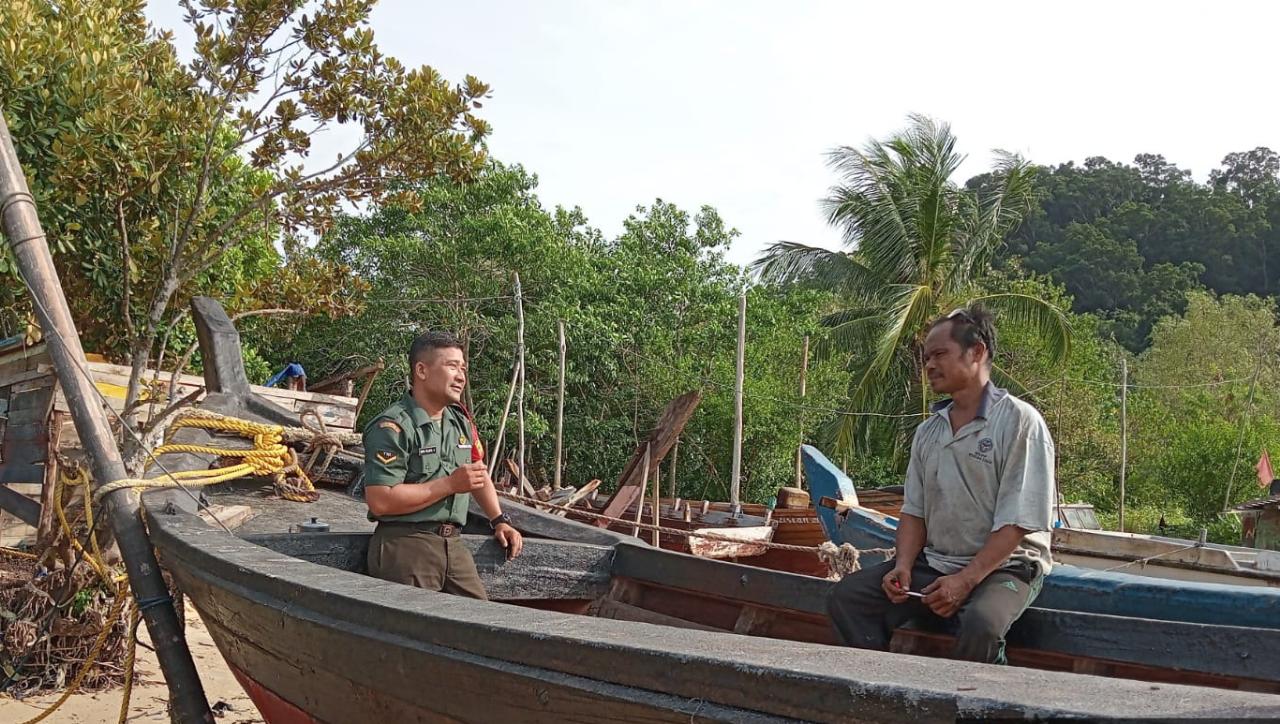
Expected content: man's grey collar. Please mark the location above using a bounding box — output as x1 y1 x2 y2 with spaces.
930 382 1007 418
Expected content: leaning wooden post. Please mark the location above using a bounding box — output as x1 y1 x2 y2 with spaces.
730 291 746 517
795 334 809 489
514 273 527 493
0 113 212 722
554 319 566 489
633 444 651 537
669 438 679 500
488 357 520 479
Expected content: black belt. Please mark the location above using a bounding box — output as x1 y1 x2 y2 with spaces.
376 520 463 537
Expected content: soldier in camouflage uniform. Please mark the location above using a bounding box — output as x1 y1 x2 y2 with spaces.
362 331 523 598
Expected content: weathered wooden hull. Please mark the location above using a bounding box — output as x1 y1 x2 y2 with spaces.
136 300 1280 722
142 499 1280 723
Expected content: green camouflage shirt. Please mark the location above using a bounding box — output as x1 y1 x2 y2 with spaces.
361 393 480 524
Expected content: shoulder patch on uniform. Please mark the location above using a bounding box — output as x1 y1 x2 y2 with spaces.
377 419 402 434
376 450 398 464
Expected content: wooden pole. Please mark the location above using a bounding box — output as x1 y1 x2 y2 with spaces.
795 334 809 489
515 273 527 492
1119 357 1127 532
633 444 650 537
651 455 661 549
730 291 746 517
554 319 566 490
487 358 519 479
669 438 679 500
0 113 212 721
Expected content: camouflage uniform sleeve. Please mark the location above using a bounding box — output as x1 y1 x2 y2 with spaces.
362 417 409 487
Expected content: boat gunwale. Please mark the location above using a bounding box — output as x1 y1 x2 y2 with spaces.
142 495 1280 722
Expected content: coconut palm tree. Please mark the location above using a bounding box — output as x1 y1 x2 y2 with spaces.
753 115 1070 462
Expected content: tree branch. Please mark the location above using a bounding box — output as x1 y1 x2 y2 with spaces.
116 199 134 342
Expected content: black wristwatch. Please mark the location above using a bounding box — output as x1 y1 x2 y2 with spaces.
489 513 513 530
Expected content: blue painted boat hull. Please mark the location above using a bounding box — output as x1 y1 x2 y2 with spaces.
800 445 1280 630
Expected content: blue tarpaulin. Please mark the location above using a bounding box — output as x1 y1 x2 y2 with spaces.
265 362 305 388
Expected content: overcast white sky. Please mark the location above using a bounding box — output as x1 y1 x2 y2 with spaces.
147 1 1280 267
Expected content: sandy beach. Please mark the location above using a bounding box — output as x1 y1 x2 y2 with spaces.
0 599 263 724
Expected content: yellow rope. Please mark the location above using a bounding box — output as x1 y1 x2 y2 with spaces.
18 584 128 724
92 411 317 504
116 605 139 724
22 409 316 723
0 546 37 560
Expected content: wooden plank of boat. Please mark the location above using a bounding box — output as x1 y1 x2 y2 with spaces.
890 628 1280 693
834 493 1280 629
197 504 254 530
143 506 1280 722
135 298 1280 721
687 525 773 559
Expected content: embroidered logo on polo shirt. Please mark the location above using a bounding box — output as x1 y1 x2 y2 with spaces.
969 437 995 465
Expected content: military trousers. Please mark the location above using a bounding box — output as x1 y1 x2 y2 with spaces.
826 555 1042 664
367 521 489 600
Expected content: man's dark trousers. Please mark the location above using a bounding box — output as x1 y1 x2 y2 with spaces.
827 556 1041 664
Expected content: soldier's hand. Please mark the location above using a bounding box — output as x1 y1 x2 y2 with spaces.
495 524 523 560
446 463 489 495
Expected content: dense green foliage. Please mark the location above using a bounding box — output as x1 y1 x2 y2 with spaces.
262 165 849 503
7 1 1280 544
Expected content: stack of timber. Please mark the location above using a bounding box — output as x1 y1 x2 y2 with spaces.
0 339 361 547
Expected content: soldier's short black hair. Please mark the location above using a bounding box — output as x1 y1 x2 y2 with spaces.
408 330 463 369
930 304 996 367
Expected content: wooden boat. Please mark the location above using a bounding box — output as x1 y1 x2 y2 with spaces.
799 444 1280 588
568 493 832 577
802 444 1280 628
120 300 1280 721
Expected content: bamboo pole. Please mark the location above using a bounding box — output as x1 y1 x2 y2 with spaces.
487 358 519 479
0 113 211 721
795 334 809 489
554 319 566 489
651 456 661 549
633 444 651 537
730 291 746 517
514 273 527 489
1119 357 1127 532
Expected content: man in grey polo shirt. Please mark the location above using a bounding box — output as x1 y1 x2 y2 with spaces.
827 305 1054 664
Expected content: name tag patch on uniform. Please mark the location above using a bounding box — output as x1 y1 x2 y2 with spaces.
375 451 398 464
419 446 437 455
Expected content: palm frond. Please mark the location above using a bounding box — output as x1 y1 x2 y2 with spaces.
969 292 1072 368
952 152 1036 286
750 241 881 301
